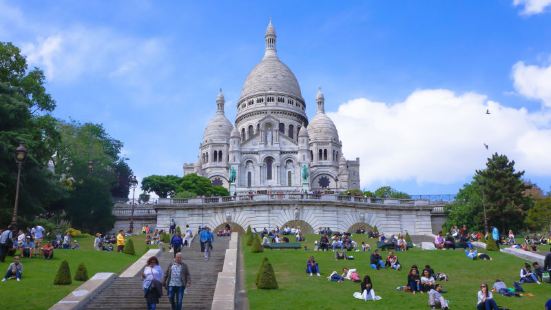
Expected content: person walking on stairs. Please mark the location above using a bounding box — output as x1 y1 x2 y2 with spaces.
199 227 214 260
163 252 191 310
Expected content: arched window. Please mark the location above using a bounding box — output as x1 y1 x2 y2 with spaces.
310 151 313 161
336 151 339 161
213 150 218 162
248 125 254 138
218 150 223 162
279 123 285 133
257 123 260 133
297 126 301 138
288 124 294 139
333 150 336 161
323 149 327 160
212 177 223 186
318 149 322 160
247 171 252 187
241 128 245 141
266 157 273 180
206 153 209 162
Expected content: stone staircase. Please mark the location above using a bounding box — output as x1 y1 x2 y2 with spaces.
85 237 229 310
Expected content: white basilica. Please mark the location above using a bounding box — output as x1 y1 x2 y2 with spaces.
183 21 360 193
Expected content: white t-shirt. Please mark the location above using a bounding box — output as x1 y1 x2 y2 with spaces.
477 291 493 304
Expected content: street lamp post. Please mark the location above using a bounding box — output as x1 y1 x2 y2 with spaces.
128 175 138 233
11 144 28 227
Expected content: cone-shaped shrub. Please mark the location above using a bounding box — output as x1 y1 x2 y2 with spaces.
246 225 252 235
176 226 182 235
161 232 170 243
54 260 72 285
123 238 135 255
74 263 89 281
251 236 264 253
485 238 499 251
373 225 379 233
256 257 278 289
247 233 255 246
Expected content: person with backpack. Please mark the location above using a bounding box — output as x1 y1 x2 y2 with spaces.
0 226 14 262
170 232 184 258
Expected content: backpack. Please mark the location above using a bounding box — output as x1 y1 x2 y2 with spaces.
542 272 550 283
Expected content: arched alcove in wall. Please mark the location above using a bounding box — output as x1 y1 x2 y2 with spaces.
281 220 314 234
213 222 245 234
347 222 374 233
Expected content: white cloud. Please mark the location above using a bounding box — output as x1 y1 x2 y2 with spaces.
513 0 551 15
512 59 551 108
329 89 551 188
20 26 166 84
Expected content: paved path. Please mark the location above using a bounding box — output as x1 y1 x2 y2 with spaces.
86 236 229 310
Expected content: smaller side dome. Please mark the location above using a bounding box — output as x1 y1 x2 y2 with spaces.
203 90 233 142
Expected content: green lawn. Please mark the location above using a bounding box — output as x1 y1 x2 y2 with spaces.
0 234 150 309
245 234 550 310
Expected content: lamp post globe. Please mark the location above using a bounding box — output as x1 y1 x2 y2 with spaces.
11 144 28 227
128 175 138 233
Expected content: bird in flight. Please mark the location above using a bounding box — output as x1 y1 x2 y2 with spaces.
483 143 489 150
486 109 491 115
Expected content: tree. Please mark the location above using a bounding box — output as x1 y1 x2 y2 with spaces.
525 198 551 232
141 175 181 198
445 181 484 231
111 160 133 198
139 193 150 203
476 153 532 233
374 186 410 199
54 260 72 285
0 42 63 226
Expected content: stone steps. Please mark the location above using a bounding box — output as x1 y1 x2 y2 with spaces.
85 237 229 310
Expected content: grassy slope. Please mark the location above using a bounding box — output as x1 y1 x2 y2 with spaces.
245 234 550 310
0 234 148 309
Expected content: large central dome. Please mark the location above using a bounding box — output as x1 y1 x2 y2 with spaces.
239 21 303 101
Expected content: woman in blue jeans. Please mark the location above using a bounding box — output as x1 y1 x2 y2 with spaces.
142 256 163 310
407 267 420 294
163 253 191 310
306 256 320 276
477 283 499 310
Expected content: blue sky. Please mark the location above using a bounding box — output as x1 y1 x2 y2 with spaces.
2 0 551 195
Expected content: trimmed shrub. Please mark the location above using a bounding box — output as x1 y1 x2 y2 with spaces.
256 257 278 289
485 238 499 251
251 236 264 253
161 232 170 243
246 225 252 235
54 260 72 285
74 263 89 281
176 226 182 235
373 225 379 233
247 233 255 246
123 238 136 255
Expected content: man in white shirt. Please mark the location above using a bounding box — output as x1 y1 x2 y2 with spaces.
32 225 45 248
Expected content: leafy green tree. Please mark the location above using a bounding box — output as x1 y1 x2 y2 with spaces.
139 193 150 203
476 153 532 233
0 42 63 226
445 181 483 231
525 198 551 232
141 175 181 198
363 191 375 197
111 160 133 198
178 173 229 197
374 186 410 199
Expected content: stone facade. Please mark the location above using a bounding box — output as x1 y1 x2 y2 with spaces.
183 21 360 193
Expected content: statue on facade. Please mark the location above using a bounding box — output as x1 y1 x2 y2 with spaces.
301 164 309 182
229 166 236 183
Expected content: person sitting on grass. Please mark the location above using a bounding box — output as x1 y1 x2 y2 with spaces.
370 249 385 270
520 262 541 284
319 234 329 251
21 236 32 258
421 269 436 292
306 256 320 276
361 241 371 252
385 251 401 270
353 275 382 301
533 262 544 282
62 233 71 249
428 284 449 309
444 234 456 250
477 283 499 310
2 256 23 282
397 236 407 251
407 267 421 294
41 242 54 260
434 232 444 250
